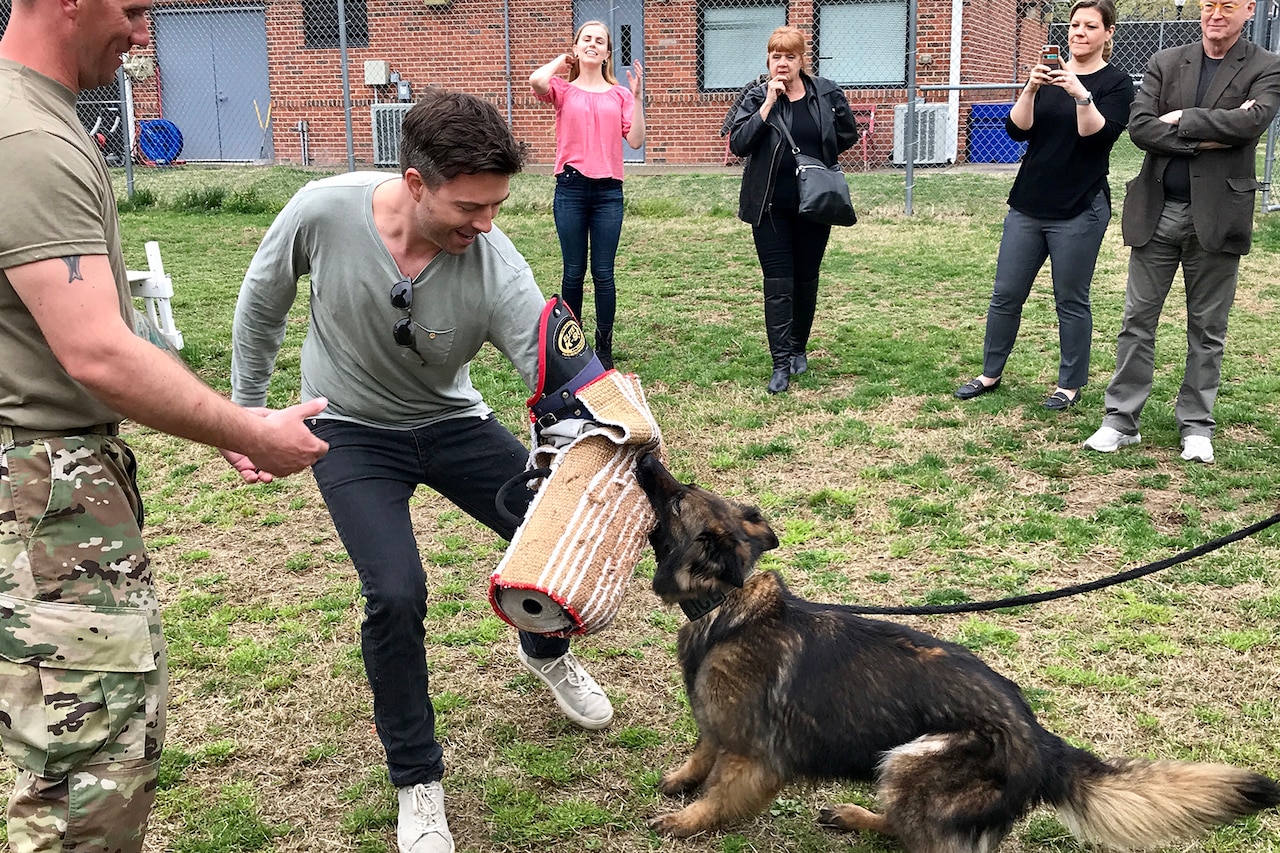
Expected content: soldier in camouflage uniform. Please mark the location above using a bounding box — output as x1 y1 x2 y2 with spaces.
0 434 166 852
0 0 328 848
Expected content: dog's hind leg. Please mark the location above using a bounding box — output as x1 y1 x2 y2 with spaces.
659 737 718 796
874 734 1019 853
650 753 784 838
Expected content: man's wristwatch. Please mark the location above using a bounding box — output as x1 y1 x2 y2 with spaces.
1074 91 1094 106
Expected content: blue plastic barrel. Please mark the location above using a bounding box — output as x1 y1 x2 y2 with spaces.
137 119 183 164
968 103 1026 164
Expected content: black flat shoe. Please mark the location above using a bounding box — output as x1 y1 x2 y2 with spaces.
954 377 1000 400
1043 388 1081 410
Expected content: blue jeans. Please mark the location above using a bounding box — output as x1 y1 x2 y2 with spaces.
553 165 624 331
308 415 570 788
982 190 1110 389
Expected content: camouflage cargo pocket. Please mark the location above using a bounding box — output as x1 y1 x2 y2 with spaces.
1 436 150 609
0 595 158 779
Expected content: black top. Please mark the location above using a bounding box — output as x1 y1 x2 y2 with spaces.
771 98 824 212
1004 63 1135 220
1163 55 1225 202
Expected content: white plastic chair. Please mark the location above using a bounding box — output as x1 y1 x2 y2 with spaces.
127 241 184 350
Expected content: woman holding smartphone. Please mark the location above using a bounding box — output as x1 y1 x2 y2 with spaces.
531 21 644 369
954 0 1134 410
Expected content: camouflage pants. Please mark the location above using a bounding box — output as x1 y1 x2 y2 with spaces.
0 435 167 853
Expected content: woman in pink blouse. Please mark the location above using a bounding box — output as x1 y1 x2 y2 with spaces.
531 21 645 369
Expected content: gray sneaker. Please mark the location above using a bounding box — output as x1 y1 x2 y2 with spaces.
517 647 614 730
397 782 454 853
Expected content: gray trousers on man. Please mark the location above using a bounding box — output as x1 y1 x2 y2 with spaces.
982 191 1110 389
1102 200 1240 438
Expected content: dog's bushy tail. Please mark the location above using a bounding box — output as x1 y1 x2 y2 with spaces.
1053 751 1280 849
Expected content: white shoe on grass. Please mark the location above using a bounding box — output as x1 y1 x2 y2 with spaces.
1181 434 1215 464
1083 426 1140 453
397 782 454 853
518 647 614 730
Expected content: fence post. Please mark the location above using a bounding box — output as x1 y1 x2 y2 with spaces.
904 0 919 215
338 0 355 172
1259 0 1279 211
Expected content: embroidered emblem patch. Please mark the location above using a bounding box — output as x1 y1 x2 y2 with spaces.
556 317 586 358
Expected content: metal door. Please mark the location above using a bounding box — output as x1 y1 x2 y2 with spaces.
152 7 273 162
574 0 645 163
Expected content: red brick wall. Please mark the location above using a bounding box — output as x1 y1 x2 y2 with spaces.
131 0 1033 168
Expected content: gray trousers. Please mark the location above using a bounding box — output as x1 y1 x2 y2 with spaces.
1102 201 1240 438
982 190 1110 389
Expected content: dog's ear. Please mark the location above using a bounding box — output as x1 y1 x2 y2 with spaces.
742 506 780 553
695 523 761 588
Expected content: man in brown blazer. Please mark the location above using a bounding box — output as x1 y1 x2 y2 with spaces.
1083 0 1280 463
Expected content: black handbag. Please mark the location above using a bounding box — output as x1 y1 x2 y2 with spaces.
778 119 857 227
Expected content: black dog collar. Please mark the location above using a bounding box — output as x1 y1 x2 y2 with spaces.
679 589 727 621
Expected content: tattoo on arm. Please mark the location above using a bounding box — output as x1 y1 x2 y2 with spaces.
62 256 84 283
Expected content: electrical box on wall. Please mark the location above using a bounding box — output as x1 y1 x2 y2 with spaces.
364 60 390 87
422 0 450 6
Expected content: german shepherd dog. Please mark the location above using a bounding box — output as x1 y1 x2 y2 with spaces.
633 453 1280 851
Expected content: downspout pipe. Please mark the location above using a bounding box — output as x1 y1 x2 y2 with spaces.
505 0 514 125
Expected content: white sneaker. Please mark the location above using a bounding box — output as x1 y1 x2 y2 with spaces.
517 647 614 730
1083 426 1141 453
1181 435 1215 464
397 782 454 853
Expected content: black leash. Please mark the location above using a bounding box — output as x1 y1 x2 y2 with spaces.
841 510 1280 616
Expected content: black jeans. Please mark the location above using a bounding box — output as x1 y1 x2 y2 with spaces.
309 415 570 787
751 207 832 282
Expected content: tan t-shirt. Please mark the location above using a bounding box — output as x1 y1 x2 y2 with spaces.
0 59 131 432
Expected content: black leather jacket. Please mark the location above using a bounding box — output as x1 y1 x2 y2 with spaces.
728 72 860 226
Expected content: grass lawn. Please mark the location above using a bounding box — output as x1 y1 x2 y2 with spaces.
4 144 1280 853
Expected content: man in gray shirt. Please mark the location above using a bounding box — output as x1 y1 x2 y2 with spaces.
229 90 613 853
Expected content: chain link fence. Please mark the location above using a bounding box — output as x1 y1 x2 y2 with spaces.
1 0 1275 206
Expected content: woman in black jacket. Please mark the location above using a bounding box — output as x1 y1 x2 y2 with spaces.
728 25 859 393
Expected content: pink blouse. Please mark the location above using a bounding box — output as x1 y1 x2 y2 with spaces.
535 76 634 181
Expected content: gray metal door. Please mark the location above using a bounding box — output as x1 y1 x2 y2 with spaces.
574 0 645 163
152 7 272 162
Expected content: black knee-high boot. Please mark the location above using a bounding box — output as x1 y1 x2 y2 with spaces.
790 279 819 375
763 278 794 394
595 327 614 370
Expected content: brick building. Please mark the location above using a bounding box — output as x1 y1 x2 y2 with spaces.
110 0 1052 169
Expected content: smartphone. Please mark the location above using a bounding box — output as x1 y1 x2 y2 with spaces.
1040 44 1061 68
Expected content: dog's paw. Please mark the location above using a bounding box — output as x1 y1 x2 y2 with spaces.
655 768 706 794
648 811 703 838
817 803 886 834
658 771 699 797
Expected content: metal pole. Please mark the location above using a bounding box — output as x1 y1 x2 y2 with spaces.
337 0 356 172
118 66 136 198
1259 0 1279 210
904 0 919 214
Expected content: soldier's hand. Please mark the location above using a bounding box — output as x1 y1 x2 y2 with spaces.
236 397 330 480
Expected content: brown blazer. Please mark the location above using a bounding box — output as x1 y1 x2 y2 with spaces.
1121 37 1280 255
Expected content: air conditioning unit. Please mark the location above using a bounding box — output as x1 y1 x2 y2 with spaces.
372 103 413 167
891 103 953 166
